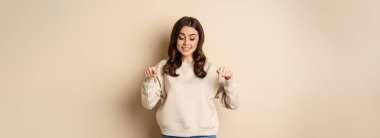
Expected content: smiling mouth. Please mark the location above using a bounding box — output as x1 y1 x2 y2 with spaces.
182 47 191 51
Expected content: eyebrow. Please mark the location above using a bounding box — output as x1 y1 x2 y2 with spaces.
179 33 197 36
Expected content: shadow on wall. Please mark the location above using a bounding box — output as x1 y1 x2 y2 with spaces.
122 32 168 138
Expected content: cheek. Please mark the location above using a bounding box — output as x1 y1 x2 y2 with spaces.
176 41 183 50
191 40 199 47
177 39 183 45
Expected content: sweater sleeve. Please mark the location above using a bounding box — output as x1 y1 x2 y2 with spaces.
208 63 240 110
141 60 165 110
216 79 240 110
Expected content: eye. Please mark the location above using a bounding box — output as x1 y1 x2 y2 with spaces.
190 38 195 41
178 36 184 40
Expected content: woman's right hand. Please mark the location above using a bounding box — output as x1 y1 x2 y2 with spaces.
144 66 157 83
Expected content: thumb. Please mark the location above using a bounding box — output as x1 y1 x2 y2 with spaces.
152 67 157 83
216 69 221 83
152 67 157 74
154 74 158 83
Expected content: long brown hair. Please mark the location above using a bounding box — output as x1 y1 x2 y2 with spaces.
163 16 207 78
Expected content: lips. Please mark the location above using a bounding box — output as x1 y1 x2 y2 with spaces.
182 47 191 51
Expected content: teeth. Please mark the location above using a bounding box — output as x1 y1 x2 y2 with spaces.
182 47 191 51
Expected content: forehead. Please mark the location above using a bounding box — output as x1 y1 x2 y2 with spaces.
179 26 198 35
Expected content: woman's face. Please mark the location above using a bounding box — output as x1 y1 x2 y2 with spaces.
176 26 199 58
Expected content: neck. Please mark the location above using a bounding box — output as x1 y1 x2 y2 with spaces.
182 56 193 63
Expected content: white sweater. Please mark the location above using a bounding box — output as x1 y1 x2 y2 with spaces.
141 59 240 136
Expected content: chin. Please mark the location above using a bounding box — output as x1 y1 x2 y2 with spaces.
181 53 193 56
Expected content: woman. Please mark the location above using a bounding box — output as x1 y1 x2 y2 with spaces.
141 16 240 138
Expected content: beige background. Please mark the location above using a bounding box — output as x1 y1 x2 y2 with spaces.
1 0 379 138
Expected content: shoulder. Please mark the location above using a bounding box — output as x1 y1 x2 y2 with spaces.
154 58 169 69
158 58 168 65
204 60 219 81
205 60 218 72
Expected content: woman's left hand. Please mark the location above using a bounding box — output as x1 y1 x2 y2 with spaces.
217 66 233 81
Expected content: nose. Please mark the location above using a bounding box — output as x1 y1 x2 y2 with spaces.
183 38 189 46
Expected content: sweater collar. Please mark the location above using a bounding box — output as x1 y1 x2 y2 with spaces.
182 61 194 67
